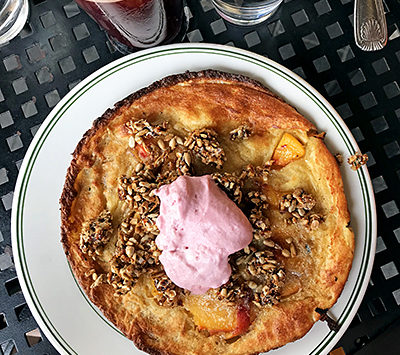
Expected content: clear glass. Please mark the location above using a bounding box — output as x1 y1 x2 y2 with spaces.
0 0 29 45
74 0 187 53
212 0 283 26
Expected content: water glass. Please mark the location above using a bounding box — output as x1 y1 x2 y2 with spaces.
212 0 283 26
0 0 29 45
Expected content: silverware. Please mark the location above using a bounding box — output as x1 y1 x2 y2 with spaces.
354 0 387 51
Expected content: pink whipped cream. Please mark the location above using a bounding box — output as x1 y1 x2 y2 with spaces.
155 175 253 294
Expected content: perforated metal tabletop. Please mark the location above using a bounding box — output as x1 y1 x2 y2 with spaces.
0 0 400 354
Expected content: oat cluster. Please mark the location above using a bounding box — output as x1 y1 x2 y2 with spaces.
108 212 162 296
153 271 181 307
79 210 112 258
247 191 272 241
175 150 193 176
184 128 226 168
230 125 252 141
239 161 273 183
347 151 368 170
118 176 159 218
212 172 243 204
279 188 323 230
125 119 168 141
232 247 285 307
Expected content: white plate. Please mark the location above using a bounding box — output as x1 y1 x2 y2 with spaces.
11 43 376 355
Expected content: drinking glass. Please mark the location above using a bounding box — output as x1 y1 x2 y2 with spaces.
0 0 29 45
74 0 187 53
212 0 283 26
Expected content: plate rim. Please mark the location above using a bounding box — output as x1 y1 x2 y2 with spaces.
11 43 377 355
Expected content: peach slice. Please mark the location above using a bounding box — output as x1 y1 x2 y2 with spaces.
272 133 305 166
185 295 251 338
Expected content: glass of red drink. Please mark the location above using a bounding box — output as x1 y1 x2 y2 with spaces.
74 0 187 53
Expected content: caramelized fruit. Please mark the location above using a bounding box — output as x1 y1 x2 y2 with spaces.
185 294 251 338
272 133 305 166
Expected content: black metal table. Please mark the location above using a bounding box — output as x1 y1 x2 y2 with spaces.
0 0 399 354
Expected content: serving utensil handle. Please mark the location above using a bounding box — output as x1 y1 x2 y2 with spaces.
354 0 387 51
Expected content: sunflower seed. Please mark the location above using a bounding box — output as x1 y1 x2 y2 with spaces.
282 249 290 258
290 244 297 257
158 139 166 151
128 136 136 148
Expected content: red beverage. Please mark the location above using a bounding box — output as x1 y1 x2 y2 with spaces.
75 0 186 52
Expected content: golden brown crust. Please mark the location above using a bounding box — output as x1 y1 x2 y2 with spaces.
60 70 353 355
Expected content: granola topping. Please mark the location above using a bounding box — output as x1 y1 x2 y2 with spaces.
279 188 323 230
153 272 181 306
347 152 368 170
247 191 272 241
175 150 193 176
230 125 252 141
107 213 162 295
212 172 244 204
79 210 112 257
125 119 168 139
214 247 285 306
118 176 158 213
280 188 316 213
239 161 273 183
83 119 289 307
184 128 226 168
